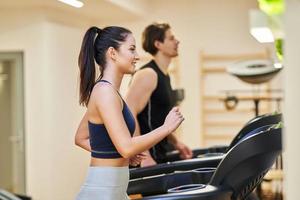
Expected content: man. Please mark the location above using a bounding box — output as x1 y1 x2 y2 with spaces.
125 23 193 167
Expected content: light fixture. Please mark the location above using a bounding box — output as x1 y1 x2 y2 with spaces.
249 9 274 43
274 62 283 69
57 0 84 8
250 27 274 43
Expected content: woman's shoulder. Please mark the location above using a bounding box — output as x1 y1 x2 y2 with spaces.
90 82 121 107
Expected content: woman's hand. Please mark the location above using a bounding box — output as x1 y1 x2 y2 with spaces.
163 107 184 134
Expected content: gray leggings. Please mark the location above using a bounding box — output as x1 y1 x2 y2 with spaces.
76 166 129 200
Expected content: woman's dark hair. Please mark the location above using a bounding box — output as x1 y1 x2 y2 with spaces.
78 26 131 106
142 23 170 55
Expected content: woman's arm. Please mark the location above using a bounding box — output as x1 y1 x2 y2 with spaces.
93 84 184 159
74 111 91 152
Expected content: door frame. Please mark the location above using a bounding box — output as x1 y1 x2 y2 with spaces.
0 51 26 194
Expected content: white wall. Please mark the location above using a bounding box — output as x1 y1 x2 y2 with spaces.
118 0 271 148
284 1 300 199
0 22 47 199
41 22 90 199
0 20 89 199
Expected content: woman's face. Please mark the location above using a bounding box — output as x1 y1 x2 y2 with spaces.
116 34 139 74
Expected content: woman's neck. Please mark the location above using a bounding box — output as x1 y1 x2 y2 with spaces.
101 65 123 91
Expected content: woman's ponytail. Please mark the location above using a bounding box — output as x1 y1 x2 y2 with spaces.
78 26 98 106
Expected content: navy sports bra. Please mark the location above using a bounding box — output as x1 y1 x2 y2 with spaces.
88 80 136 158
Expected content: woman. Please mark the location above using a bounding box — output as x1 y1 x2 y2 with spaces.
75 26 184 200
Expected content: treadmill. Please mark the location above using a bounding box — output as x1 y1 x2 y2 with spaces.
128 123 278 197
129 113 282 180
165 113 282 162
0 189 22 200
136 124 282 200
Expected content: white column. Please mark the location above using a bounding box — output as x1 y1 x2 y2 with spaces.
284 1 300 199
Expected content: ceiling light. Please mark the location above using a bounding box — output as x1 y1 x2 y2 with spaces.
274 62 283 69
57 0 84 8
250 27 274 43
249 9 274 43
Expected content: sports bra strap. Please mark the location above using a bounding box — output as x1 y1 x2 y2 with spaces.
97 79 110 84
96 79 124 106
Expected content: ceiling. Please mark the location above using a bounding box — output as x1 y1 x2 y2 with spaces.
0 0 151 24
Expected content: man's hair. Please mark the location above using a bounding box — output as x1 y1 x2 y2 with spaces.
142 23 171 55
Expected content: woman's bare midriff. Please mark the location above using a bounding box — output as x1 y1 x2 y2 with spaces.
90 157 129 167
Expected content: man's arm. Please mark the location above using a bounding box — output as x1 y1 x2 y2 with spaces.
168 133 193 160
126 68 157 115
125 68 158 166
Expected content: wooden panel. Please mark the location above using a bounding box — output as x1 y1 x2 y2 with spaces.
202 67 226 74
204 121 245 127
201 52 268 61
264 169 284 180
204 108 255 114
203 134 235 140
199 49 272 146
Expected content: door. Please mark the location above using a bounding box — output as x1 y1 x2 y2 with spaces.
0 52 25 194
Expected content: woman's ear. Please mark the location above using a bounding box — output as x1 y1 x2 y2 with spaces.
107 47 117 61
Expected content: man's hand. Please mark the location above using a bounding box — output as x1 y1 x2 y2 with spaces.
174 141 193 160
129 153 147 167
140 152 157 167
